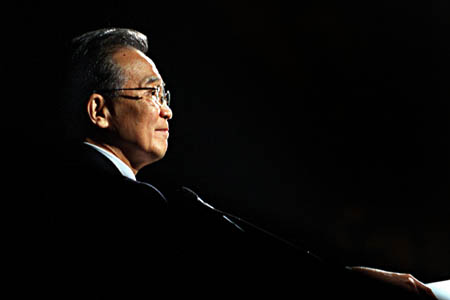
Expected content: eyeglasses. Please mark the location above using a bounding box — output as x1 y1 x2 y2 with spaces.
94 85 171 107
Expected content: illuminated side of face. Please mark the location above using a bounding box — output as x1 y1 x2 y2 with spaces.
100 47 173 171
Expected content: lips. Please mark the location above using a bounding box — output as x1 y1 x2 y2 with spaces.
155 128 169 137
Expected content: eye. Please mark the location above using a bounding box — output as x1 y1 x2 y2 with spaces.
144 88 158 97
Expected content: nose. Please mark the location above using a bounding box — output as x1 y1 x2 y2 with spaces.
160 104 173 120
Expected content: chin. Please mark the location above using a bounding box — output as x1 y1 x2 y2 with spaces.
151 152 166 163
146 146 168 163
133 146 167 171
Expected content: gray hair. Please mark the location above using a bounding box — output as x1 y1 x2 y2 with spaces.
62 28 149 141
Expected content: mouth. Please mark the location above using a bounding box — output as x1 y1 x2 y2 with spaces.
155 128 169 137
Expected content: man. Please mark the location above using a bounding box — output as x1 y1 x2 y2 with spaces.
43 28 436 299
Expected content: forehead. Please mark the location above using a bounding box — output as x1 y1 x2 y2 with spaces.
112 47 162 86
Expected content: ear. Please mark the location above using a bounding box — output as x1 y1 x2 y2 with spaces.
86 93 111 129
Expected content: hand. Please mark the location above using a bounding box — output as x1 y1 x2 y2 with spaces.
349 266 437 299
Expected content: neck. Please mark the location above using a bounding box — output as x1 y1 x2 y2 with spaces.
85 137 138 175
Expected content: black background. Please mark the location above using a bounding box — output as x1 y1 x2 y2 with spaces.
3 0 449 282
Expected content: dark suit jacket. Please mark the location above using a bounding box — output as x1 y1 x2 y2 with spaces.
34 143 427 299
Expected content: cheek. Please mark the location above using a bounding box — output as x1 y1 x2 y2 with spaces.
137 107 166 154
133 106 160 141
112 104 159 141
140 106 160 130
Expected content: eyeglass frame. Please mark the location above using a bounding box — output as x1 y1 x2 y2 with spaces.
93 85 171 107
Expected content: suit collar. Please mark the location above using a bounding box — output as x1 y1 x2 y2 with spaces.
78 143 167 202
83 142 136 181
72 142 124 178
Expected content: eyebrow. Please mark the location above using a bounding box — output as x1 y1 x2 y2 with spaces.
140 76 161 86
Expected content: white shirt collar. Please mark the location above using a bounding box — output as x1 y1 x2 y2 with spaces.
84 142 137 181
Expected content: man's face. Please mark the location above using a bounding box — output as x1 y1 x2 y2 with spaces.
106 47 173 170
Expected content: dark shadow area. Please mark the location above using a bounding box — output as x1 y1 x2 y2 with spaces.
3 0 449 282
